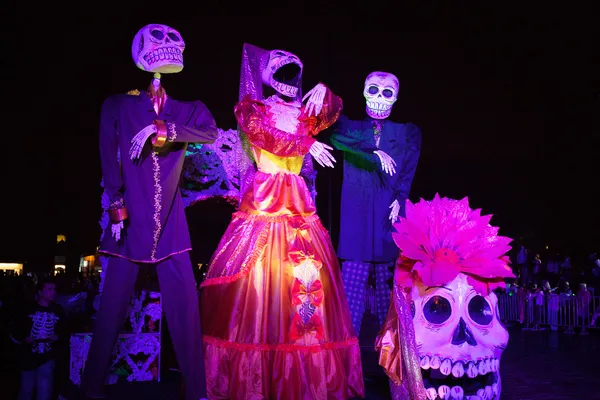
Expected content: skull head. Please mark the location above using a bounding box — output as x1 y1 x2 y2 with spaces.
364 71 399 119
412 273 507 400
131 24 185 74
262 49 303 98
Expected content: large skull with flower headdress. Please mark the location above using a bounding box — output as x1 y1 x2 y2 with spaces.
392 195 515 400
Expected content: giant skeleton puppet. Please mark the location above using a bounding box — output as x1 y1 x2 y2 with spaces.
376 195 516 400
200 44 364 399
331 71 422 336
84 24 216 400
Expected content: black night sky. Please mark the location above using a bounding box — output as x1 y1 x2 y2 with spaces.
2 4 598 268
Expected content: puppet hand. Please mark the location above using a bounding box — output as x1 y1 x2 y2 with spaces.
130 124 158 160
374 150 397 176
302 83 327 117
389 199 400 223
309 141 336 168
111 221 124 241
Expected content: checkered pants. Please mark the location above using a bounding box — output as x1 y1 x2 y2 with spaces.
341 260 394 337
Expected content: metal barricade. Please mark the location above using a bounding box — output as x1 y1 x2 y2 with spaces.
497 291 598 335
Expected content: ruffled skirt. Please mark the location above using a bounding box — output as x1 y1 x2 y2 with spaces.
201 172 364 399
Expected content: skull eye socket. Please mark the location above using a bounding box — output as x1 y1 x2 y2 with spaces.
167 32 181 42
367 86 379 95
151 29 164 40
423 295 452 324
468 295 493 325
382 89 394 98
137 35 144 54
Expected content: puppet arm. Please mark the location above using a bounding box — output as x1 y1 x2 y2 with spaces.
152 101 218 147
305 84 344 134
99 97 128 223
234 95 316 157
331 117 379 160
390 124 422 216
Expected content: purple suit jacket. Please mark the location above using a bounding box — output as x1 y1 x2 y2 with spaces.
99 91 218 263
331 116 421 263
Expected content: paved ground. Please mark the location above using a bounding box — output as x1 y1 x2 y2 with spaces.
4 314 599 399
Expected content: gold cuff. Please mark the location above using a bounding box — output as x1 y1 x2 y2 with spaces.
152 120 168 148
108 207 128 222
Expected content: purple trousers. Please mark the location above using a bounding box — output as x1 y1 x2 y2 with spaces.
83 252 206 400
341 260 394 337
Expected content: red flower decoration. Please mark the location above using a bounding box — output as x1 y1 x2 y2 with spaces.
392 194 516 295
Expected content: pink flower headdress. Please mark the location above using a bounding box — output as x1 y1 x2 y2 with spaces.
392 194 515 295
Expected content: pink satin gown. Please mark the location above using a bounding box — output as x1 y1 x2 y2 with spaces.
200 89 364 400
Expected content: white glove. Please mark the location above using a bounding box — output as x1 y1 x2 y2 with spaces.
309 141 336 168
302 83 327 117
111 221 124 241
374 150 397 176
389 199 400 223
130 124 158 160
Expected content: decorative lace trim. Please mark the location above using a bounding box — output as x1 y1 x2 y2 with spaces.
203 334 359 354
150 151 163 260
264 96 301 134
231 211 320 224
167 122 177 142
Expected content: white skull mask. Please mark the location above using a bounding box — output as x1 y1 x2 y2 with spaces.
262 49 303 98
131 24 185 74
364 71 399 119
412 273 507 400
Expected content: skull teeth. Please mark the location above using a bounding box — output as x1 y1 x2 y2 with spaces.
419 355 499 377
274 58 298 70
420 355 500 399
143 47 183 65
425 384 498 399
365 100 392 111
365 101 392 119
270 80 298 97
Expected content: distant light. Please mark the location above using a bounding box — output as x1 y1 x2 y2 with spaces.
54 264 66 271
0 263 23 274
545 245 549 250
57 234 67 243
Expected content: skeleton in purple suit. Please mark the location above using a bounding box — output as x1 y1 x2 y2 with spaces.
83 24 216 400
332 71 421 337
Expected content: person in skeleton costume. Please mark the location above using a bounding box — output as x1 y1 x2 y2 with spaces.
11 278 65 400
376 195 516 400
331 71 422 336
83 24 217 400
200 44 364 399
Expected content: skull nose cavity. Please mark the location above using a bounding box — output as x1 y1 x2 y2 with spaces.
451 317 477 346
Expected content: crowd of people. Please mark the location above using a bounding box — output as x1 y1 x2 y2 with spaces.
499 245 600 330
510 243 599 296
